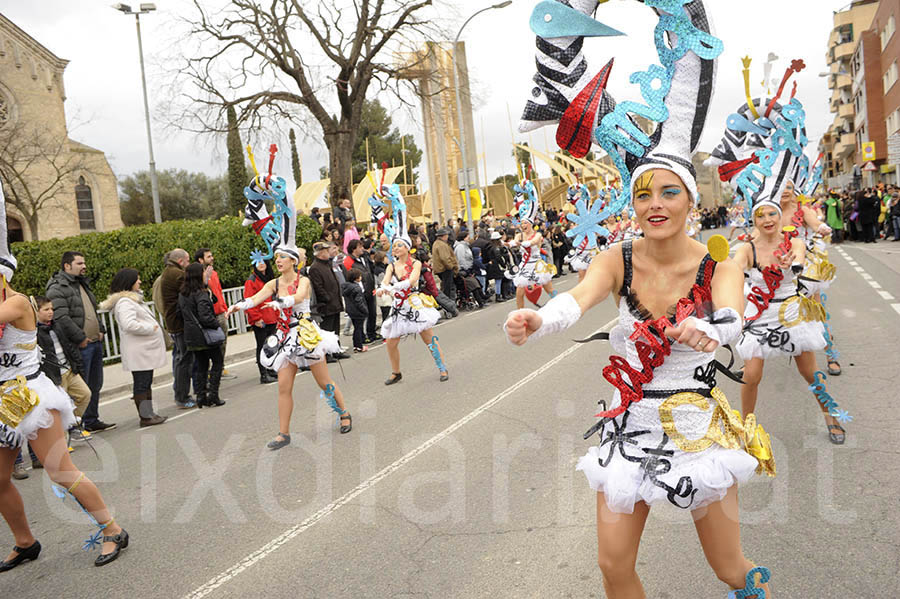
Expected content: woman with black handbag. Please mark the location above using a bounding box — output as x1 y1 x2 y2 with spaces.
177 263 226 408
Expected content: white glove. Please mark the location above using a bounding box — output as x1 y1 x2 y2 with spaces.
504 292 581 344
265 295 296 310
232 299 254 312
684 307 742 347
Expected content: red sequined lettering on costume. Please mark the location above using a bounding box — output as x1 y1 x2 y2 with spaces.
595 276 713 419
746 208 802 322
393 258 415 302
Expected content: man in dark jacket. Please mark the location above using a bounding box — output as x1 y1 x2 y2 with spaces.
309 241 344 334
46 251 114 432
159 248 196 408
343 239 380 343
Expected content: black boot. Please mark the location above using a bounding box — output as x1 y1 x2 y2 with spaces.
207 367 226 407
134 392 167 427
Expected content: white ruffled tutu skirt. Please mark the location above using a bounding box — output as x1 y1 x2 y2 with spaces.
0 373 76 450
736 294 827 360
567 248 601 272
261 319 343 371
513 260 555 288
576 388 764 514
381 293 441 339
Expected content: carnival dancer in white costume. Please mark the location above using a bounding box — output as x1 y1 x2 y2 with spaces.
726 204 750 241
564 184 612 282
511 179 557 308
508 1 774 596
0 182 129 570
372 184 448 385
779 181 841 376
227 146 350 449
705 59 848 447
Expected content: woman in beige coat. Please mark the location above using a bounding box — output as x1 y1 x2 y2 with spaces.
100 268 167 427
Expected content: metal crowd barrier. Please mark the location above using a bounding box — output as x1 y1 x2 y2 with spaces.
98 286 249 363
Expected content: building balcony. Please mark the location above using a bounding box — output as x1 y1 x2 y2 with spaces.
838 102 854 119
833 41 855 61
835 74 852 89
834 133 856 159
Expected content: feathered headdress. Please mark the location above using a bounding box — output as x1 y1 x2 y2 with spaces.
705 58 811 218
241 144 299 264
368 165 410 248
0 180 16 282
513 178 539 224
520 0 723 214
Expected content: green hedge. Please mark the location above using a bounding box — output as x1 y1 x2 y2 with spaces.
10 215 322 300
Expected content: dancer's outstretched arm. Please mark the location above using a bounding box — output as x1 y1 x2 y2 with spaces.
504 245 621 346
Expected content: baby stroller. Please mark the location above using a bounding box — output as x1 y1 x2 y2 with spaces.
454 271 485 311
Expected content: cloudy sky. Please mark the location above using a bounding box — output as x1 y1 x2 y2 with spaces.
3 0 853 194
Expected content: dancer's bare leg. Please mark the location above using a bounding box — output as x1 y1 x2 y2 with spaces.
515 286 526 309
596 493 649 599
385 338 401 373
28 412 123 554
275 362 298 437
309 360 346 412
795 351 841 429
740 358 765 417
0 448 35 561
693 486 772 598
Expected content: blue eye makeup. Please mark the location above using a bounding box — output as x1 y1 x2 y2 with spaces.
662 186 682 196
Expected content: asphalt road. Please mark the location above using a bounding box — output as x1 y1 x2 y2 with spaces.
5 231 900 598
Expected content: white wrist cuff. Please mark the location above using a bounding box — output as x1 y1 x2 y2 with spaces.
507 292 581 344
274 295 296 309
687 307 742 346
235 299 254 311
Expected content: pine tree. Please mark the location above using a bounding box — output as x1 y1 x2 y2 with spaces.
289 129 302 188
226 104 246 216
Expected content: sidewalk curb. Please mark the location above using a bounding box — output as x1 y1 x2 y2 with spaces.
99 347 258 399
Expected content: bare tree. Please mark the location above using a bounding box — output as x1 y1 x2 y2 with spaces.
167 0 447 211
0 120 88 241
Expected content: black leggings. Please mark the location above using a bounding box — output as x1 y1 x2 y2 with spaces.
192 347 224 396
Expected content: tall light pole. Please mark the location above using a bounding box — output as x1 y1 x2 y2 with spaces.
113 3 162 224
452 1 512 235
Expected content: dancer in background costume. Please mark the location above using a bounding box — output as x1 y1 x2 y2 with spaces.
372 183 448 385
227 145 350 450
704 56 847 444
508 1 774 596
510 179 557 308
0 181 129 570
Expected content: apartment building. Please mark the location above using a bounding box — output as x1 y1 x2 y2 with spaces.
874 0 900 184
821 0 878 190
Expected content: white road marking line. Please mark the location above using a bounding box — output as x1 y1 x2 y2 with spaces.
847 261 858 266
183 316 620 599
838 247 900 318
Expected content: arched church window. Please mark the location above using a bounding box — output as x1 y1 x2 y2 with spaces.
6 216 23 243
75 176 96 230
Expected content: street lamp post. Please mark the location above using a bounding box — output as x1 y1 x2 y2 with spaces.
452 1 512 235
113 3 162 224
